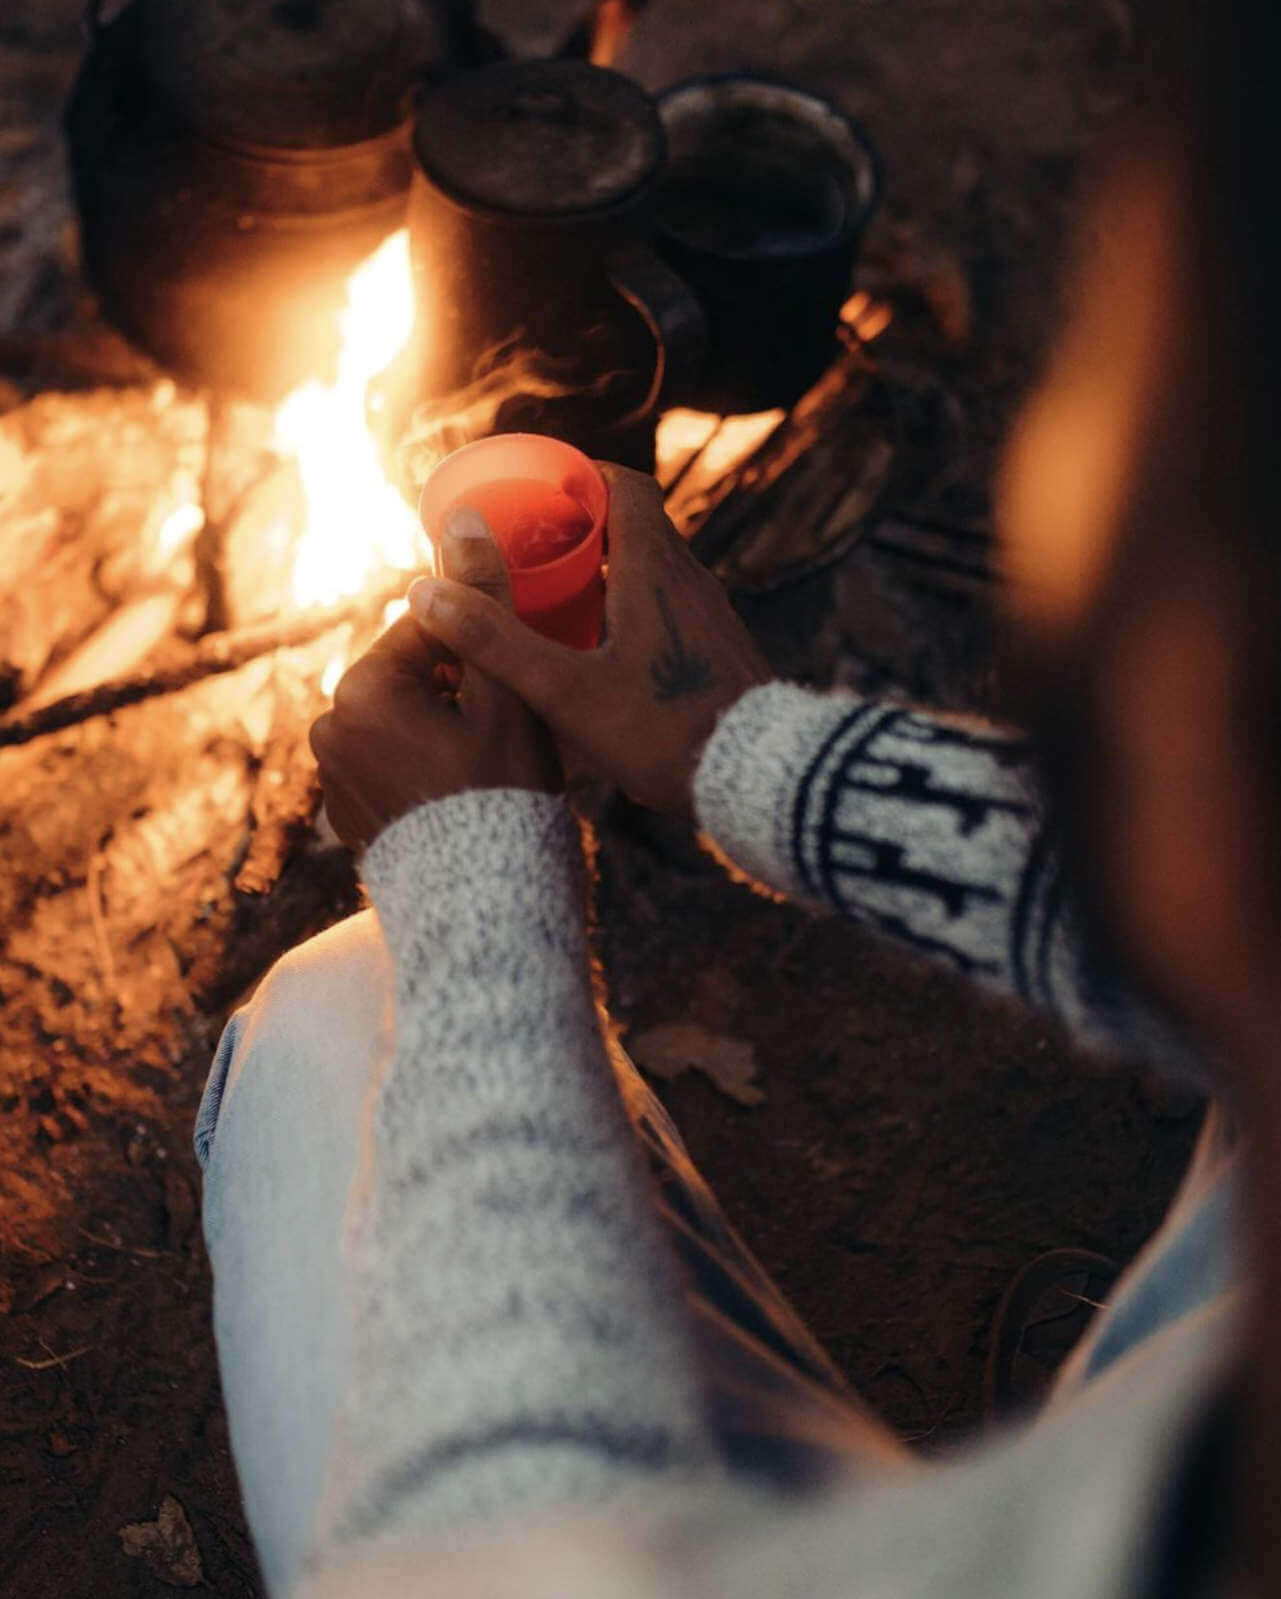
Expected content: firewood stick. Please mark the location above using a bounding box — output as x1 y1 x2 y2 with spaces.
0 582 406 750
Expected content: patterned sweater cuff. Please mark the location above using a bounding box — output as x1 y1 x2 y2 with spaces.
693 681 866 898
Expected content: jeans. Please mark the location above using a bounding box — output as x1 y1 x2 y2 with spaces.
196 910 1237 1597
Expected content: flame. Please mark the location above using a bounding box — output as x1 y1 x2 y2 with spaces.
155 501 205 560
840 290 894 343
695 410 785 478
655 408 785 495
320 651 345 699
273 229 427 613
655 408 721 486
312 610 410 706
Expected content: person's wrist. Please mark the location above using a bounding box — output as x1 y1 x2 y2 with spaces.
672 674 773 818
361 788 580 953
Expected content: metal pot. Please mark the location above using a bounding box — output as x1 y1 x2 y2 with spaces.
654 76 881 412
402 59 705 470
64 0 487 400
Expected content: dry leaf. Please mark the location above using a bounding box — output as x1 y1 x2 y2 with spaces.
631 1023 764 1107
119 1495 203 1588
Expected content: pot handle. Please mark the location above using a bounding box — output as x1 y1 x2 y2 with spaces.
607 244 706 422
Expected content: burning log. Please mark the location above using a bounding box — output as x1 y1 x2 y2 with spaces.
0 382 208 706
0 588 399 750
662 343 896 592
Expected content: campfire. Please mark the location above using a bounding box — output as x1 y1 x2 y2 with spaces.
0 24 933 1277
0 41 911 751
0 287 895 1266
0 277 901 752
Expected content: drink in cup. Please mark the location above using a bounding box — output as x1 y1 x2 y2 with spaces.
419 434 608 650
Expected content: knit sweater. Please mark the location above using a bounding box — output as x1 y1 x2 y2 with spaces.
300 681 1204 1591
694 683 1169 1052
309 793 725 1566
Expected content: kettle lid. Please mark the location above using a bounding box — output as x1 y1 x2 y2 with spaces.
135 0 458 148
414 60 664 218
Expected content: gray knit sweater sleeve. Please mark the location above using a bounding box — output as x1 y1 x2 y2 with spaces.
305 789 720 1574
694 682 1170 1056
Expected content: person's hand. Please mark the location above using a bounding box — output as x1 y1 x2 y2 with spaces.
406 465 772 817
310 508 561 851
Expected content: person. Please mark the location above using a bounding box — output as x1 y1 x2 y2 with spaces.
195 3 1279 1593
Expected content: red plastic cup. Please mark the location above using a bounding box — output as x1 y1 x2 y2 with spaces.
419 434 608 650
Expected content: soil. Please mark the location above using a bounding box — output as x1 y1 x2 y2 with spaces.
0 3 1200 1597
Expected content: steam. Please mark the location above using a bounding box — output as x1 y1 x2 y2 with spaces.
397 337 618 490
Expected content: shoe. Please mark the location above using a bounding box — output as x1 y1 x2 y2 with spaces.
983 1247 1120 1419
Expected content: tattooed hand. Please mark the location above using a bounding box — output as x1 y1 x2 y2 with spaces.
409 465 772 817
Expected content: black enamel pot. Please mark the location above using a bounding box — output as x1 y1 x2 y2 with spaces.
64 0 485 400
403 59 705 471
653 76 882 413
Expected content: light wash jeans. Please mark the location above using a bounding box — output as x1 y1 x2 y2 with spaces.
196 910 1238 1597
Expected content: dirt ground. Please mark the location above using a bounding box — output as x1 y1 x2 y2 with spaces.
0 3 1200 1596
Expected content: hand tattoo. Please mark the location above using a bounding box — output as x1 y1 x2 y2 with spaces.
649 586 716 703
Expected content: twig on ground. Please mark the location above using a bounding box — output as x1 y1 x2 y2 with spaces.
76 1227 163 1261
13 1344 92 1371
86 852 120 1008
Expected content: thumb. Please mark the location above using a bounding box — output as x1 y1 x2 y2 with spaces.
407 573 582 725
437 505 516 720
438 506 514 610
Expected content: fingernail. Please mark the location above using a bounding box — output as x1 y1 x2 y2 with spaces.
408 577 456 623
443 506 492 545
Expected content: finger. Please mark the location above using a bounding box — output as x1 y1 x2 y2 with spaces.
438 506 518 721
596 463 687 635
439 507 514 610
407 576 581 725
365 612 454 682
331 645 452 731
598 462 678 571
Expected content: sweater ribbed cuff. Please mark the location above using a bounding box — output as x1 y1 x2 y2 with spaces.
362 788 585 989
693 682 867 899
